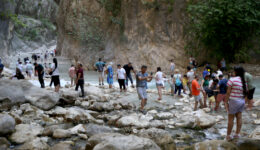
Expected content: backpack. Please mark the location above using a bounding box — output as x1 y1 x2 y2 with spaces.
96 62 104 72
175 75 182 86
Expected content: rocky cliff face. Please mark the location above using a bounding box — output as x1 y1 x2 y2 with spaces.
0 0 58 65
57 0 188 71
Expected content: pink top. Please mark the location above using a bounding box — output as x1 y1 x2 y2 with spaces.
69 67 75 78
227 77 244 100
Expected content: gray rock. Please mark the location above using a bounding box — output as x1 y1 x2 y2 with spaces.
192 140 238 150
53 129 72 139
87 133 160 150
18 137 50 150
50 141 73 150
137 128 176 150
116 113 152 128
0 113 16 135
10 123 44 144
0 80 59 111
0 137 10 150
250 126 260 140
86 123 114 136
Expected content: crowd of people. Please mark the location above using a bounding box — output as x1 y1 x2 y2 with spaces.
4 54 257 141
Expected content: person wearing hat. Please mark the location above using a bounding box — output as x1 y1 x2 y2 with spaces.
106 62 114 88
174 69 182 96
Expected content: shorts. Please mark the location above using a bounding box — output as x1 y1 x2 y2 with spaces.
170 84 175 89
99 71 104 78
209 96 215 102
156 83 163 87
217 94 226 103
247 88 255 100
52 75 60 86
137 87 147 100
194 95 201 102
229 99 245 114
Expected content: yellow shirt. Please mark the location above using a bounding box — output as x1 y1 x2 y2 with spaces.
182 78 188 86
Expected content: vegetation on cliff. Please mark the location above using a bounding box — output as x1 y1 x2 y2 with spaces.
187 0 260 62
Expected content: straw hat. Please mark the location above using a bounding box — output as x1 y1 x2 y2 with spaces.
175 69 180 73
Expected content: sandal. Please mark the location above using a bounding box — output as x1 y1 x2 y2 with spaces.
233 134 240 139
226 135 232 141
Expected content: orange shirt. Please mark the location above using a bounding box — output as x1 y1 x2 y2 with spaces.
192 79 200 96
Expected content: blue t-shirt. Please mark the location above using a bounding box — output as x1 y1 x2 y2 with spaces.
219 78 228 94
136 72 148 87
95 61 105 72
203 70 209 78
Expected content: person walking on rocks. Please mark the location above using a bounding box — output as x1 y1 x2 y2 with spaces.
174 69 183 97
170 60 175 74
68 65 76 87
155 67 166 100
192 75 203 111
187 66 195 97
49 58 60 92
95 58 106 86
215 74 228 111
0 59 4 78
245 72 255 110
117 64 126 92
34 62 45 88
26 62 33 78
123 62 136 88
201 75 210 107
225 66 247 141
136 65 153 111
106 62 114 89
75 63 85 97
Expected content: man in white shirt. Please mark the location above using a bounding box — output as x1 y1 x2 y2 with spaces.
117 64 126 92
187 66 195 97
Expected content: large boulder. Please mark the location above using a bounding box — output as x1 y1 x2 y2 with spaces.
116 113 152 128
0 79 59 111
10 123 44 144
18 137 50 150
249 126 260 140
85 123 115 136
50 141 73 150
0 137 10 150
46 106 95 123
60 89 79 104
234 138 260 150
0 113 16 135
175 110 216 129
192 140 238 150
137 128 176 150
86 133 160 150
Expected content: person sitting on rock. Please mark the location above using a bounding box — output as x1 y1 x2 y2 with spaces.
10 68 25 80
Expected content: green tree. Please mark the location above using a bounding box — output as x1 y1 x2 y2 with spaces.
187 0 260 62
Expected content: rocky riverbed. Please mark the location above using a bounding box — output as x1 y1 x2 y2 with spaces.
1 68 260 150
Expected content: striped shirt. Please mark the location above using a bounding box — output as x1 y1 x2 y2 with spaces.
227 77 244 100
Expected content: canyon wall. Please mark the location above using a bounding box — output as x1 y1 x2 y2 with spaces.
57 0 188 71
0 0 58 65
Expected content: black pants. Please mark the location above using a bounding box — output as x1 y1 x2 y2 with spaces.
118 79 126 90
38 73 45 88
175 84 182 95
75 79 84 97
126 74 133 86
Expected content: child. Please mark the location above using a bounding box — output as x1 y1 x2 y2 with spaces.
182 75 188 94
207 79 219 110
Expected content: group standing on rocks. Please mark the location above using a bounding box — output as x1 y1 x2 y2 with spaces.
4 54 258 141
